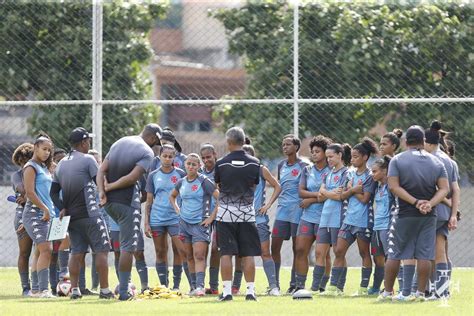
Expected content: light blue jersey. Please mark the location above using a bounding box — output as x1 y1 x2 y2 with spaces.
175 174 215 224
254 167 268 225
149 152 187 173
319 166 348 228
201 166 216 216
300 164 331 224
24 160 54 217
373 183 394 231
344 168 376 228
146 167 186 226
275 159 308 224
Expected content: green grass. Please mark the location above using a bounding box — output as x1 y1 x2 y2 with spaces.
0 267 472 315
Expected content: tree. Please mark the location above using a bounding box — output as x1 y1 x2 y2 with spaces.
214 2 473 179
0 1 166 152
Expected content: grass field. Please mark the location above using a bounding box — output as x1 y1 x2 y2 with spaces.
0 267 472 315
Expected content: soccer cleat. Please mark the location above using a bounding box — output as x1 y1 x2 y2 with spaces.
190 288 205 297
267 287 281 296
391 292 414 302
319 285 338 296
231 286 240 295
99 291 115 299
118 293 134 301
286 286 297 295
367 287 381 295
412 294 427 302
425 293 441 301
351 287 369 297
205 288 219 295
70 292 83 300
81 288 98 296
217 293 233 301
38 290 56 298
376 291 393 302
51 288 57 296
22 288 32 297
245 293 258 301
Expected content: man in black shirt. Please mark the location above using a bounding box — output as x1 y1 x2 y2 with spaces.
215 127 261 301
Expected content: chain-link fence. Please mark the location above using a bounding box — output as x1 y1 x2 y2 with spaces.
0 1 473 267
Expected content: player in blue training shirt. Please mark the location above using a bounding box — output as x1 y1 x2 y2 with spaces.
145 144 186 290
293 135 332 295
170 153 219 296
271 134 308 294
313 143 351 296
148 127 187 173
326 138 378 296
199 143 220 295
368 156 395 295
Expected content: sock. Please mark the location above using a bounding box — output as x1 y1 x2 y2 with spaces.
320 274 330 290
114 257 120 281
411 270 418 294
246 282 255 295
263 259 277 289
100 288 111 294
183 262 192 289
232 270 243 289
330 267 343 287
290 266 296 287
118 271 131 297
223 280 232 296
91 254 99 289
372 266 384 290
31 271 39 292
79 265 86 290
209 266 219 290
435 263 449 296
446 260 452 295
196 271 205 289
402 264 415 296
295 273 307 289
172 265 182 289
428 268 436 293
72 287 81 295
397 265 404 292
337 267 348 291
156 262 168 287
360 267 372 288
311 265 325 290
20 271 30 290
49 261 58 290
416 290 425 297
58 250 69 277
274 261 281 288
135 260 148 290
190 272 197 289
38 268 49 292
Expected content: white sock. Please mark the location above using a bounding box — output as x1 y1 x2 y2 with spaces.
100 288 111 294
383 290 392 296
416 290 424 297
246 282 255 295
223 280 232 296
72 287 81 295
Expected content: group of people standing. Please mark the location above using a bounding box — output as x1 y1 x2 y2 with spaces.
10 120 459 303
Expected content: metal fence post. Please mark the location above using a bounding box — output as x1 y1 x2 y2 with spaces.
92 0 103 156
293 0 299 138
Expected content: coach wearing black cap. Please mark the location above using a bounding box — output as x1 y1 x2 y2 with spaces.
96 123 161 300
377 125 449 302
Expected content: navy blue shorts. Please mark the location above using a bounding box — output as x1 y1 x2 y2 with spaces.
14 206 29 240
257 222 271 243
316 226 339 245
436 220 449 238
22 203 50 245
179 220 210 244
371 229 389 257
150 224 179 237
338 223 372 245
272 220 298 240
69 216 110 254
109 229 144 252
297 219 318 238
105 202 141 252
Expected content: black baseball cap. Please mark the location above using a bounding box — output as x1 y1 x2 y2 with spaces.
405 125 425 144
69 127 95 144
161 127 182 152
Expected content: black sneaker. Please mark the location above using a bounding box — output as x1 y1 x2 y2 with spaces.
245 293 258 301
118 293 133 301
286 286 296 295
70 293 82 300
99 291 115 299
51 288 57 296
319 288 326 293
81 288 98 296
217 293 233 301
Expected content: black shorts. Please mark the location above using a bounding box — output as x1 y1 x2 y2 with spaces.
216 222 262 257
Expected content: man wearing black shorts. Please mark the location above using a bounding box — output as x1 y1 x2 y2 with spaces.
215 127 261 301
51 127 113 299
377 126 449 302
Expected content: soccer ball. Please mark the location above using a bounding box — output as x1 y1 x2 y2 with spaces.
114 283 137 297
56 279 72 297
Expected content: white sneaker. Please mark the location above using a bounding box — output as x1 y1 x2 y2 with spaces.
38 290 56 298
267 287 281 296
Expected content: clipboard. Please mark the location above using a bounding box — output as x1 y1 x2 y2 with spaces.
47 216 71 241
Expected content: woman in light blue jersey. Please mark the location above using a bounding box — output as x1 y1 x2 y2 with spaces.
314 143 351 296
326 138 378 296
170 153 219 296
11 143 34 296
145 144 186 290
271 134 308 293
22 133 55 298
368 155 394 295
294 135 333 294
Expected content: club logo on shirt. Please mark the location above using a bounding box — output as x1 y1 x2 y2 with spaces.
191 184 199 192
171 176 178 184
174 161 181 168
334 175 340 183
291 169 299 177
